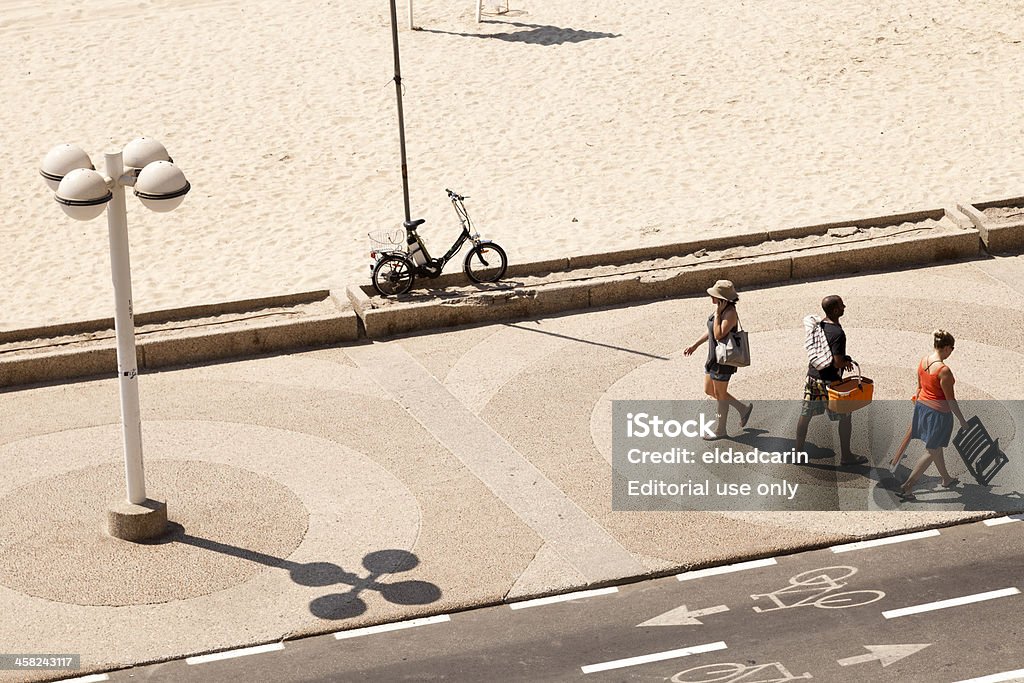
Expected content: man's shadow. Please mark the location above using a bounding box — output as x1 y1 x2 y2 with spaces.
147 528 441 620
730 429 882 480
418 20 620 46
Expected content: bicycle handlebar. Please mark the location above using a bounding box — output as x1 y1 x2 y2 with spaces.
445 188 468 201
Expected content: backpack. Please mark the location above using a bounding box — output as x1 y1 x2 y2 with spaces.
803 314 833 370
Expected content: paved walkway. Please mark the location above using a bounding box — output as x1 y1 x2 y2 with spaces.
1 255 1023 681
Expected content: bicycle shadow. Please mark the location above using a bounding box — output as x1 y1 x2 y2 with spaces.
418 20 620 45
147 527 441 620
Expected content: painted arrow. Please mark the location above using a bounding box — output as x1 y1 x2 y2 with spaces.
637 604 730 627
837 644 931 668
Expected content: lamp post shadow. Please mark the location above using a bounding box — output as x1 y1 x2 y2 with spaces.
147 526 442 620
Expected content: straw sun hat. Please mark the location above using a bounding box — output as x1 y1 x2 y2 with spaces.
706 279 739 303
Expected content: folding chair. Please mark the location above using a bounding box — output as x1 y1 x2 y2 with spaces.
953 416 1009 486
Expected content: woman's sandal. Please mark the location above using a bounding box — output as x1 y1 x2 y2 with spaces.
896 490 917 502
941 478 961 489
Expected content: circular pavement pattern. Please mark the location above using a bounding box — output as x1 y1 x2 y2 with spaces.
0 459 309 606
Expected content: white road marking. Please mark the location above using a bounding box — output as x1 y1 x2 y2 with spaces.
953 667 1024 682
676 558 777 581
837 643 931 667
333 614 451 639
830 529 940 553
883 588 1021 619
637 604 730 627
984 516 1023 526
510 587 618 610
53 676 109 683
581 641 728 674
185 642 284 665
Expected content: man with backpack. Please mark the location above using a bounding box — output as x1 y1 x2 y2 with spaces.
795 295 868 466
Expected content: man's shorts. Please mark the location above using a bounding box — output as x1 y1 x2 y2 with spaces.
801 377 842 421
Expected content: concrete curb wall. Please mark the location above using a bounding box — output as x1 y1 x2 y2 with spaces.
0 292 360 388
0 204 1010 388
0 290 335 345
958 196 1024 254
349 207 980 338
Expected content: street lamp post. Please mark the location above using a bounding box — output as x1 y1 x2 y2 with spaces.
40 138 190 542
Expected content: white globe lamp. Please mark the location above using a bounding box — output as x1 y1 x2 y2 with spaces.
40 144 94 191
134 160 190 213
123 137 171 169
54 168 112 221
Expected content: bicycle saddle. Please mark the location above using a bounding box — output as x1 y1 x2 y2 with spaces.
404 218 426 230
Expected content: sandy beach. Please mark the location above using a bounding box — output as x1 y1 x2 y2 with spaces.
2 0 1024 329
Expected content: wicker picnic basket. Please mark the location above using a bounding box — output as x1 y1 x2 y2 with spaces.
827 362 874 414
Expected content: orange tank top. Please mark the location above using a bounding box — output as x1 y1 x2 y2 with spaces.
917 358 949 412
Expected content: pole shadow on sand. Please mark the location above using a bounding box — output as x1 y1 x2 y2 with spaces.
147 528 442 620
418 20 620 46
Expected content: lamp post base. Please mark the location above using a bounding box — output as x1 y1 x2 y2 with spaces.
107 498 168 542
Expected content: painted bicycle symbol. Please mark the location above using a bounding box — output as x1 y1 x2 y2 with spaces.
750 566 884 613
671 661 812 683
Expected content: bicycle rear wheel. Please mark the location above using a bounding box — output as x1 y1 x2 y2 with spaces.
373 254 415 296
464 242 507 283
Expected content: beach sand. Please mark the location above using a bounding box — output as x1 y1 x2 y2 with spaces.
2 0 1023 329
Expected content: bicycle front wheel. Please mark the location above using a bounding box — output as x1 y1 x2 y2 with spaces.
372 254 415 296
464 242 508 283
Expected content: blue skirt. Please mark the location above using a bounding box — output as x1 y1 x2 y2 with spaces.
912 401 954 449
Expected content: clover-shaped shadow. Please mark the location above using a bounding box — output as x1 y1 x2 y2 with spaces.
297 550 442 620
152 530 442 620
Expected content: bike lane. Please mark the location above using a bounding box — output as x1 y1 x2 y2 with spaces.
104 516 1024 682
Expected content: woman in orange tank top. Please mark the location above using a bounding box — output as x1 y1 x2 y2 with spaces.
897 330 968 501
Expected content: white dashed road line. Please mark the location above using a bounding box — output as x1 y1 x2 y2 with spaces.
984 516 1023 526
333 615 451 640
53 675 109 683
676 558 777 581
952 667 1024 683
830 529 941 553
581 641 728 674
510 587 619 610
185 642 285 665
883 588 1021 619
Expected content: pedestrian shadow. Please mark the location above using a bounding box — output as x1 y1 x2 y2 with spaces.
146 528 441 620
729 428 875 472
882 467 1024 512
418 20 620 45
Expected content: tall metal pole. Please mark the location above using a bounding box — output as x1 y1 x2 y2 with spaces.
104 151 146 505
389 0 412 224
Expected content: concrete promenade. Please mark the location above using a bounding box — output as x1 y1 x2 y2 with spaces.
1 254 1023 681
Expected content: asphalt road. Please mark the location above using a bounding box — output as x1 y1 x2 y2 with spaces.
76 515 1024 683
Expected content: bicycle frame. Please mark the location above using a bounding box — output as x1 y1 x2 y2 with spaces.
405 194 479 277
370 188 505 297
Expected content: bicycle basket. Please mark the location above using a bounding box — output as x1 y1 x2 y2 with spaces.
368 228 406 252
